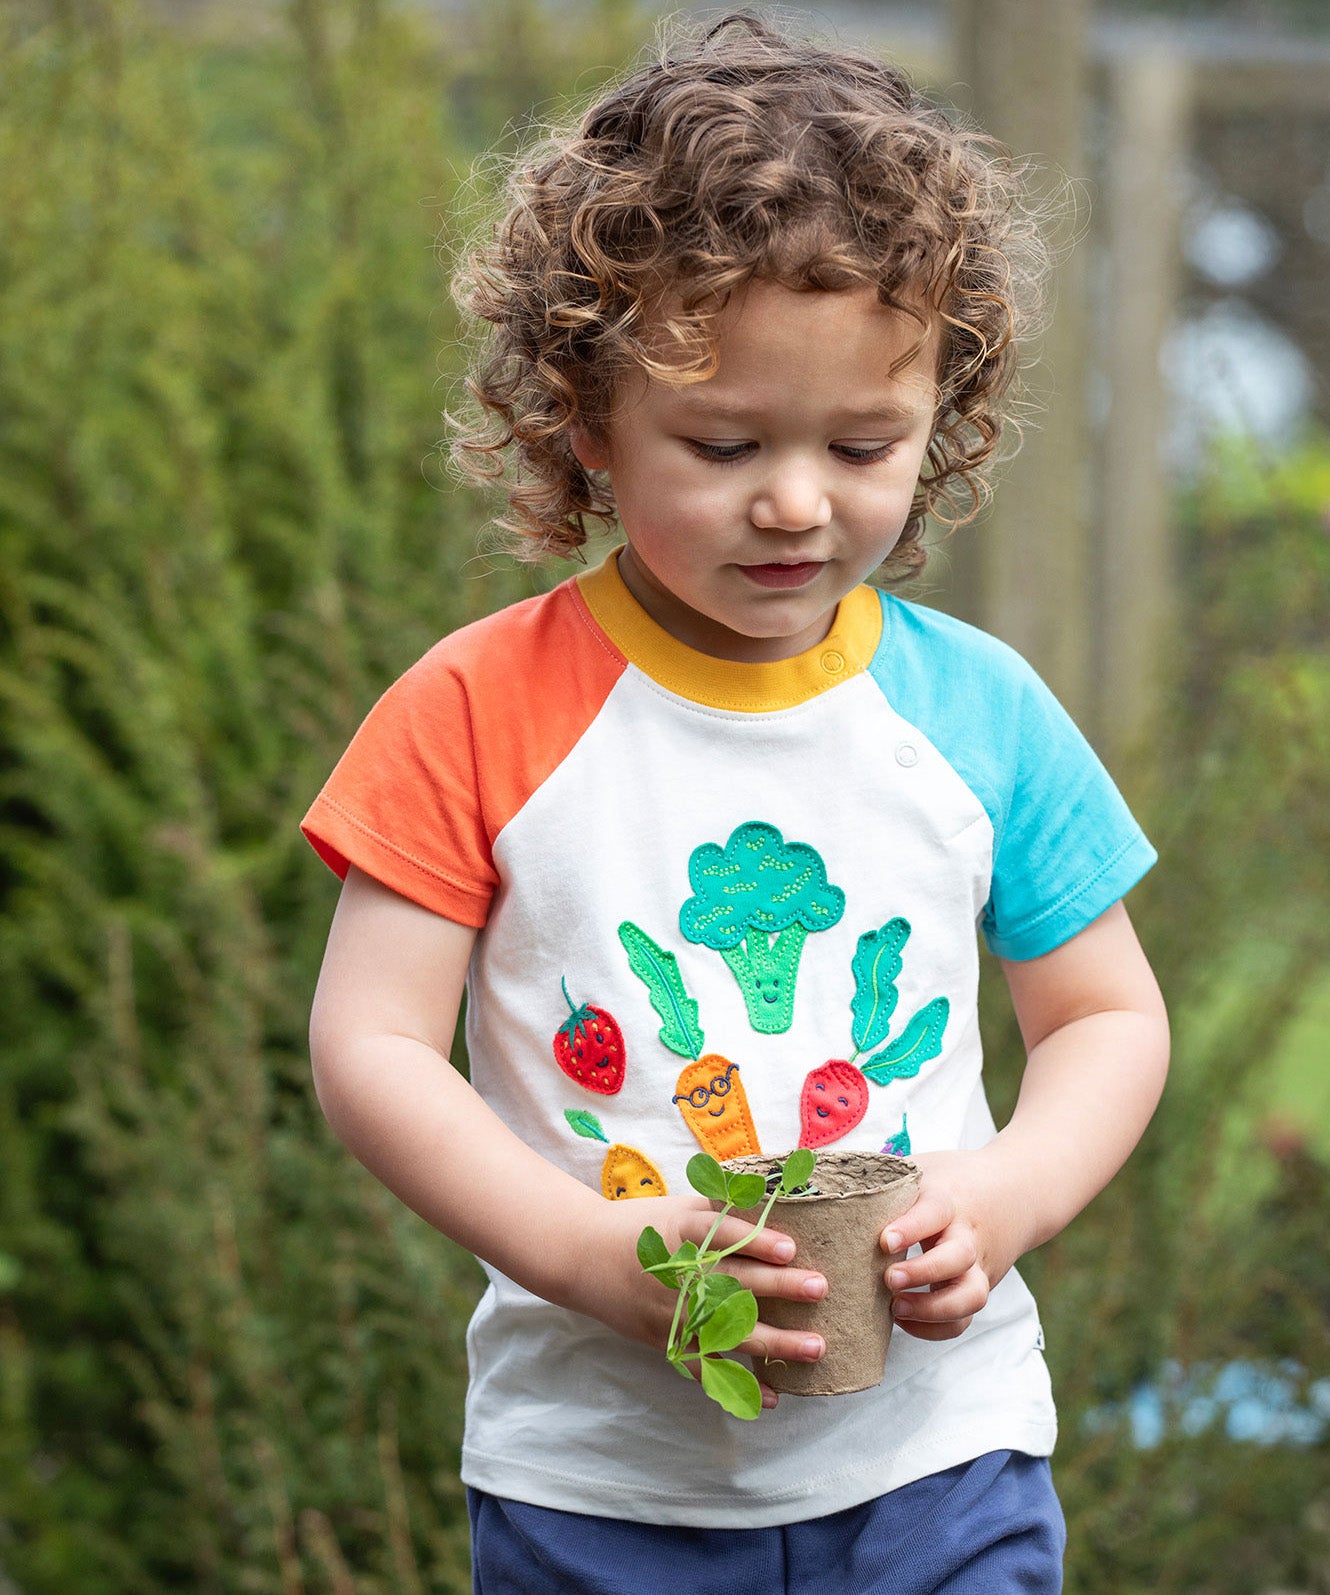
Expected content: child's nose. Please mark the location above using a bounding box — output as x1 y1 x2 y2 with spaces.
749 461 832 533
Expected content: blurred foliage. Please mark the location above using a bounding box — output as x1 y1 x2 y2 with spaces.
0 1 1327 1591
0 0 640 1589
983 433 1330 1593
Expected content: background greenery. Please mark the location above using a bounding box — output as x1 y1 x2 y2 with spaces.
0 1 1326 1590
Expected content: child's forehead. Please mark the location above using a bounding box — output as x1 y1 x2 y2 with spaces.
630 280 942 408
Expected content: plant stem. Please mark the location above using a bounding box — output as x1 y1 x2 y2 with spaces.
666 1273 692 1360
712 1185 784 1262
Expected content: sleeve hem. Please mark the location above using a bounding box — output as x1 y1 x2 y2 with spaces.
301 794 492 929
985 832 1158 962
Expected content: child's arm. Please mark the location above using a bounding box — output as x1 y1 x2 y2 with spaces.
880 900 1169 1339
309 866 830 1400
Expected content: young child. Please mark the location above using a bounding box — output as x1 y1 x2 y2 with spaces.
302 12 1169 1592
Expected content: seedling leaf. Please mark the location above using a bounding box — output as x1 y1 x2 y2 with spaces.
644 1240 697 1289
636 1227 670 1272
726 1172 767 1210
699 1355 763 1419
686 1153 728 1201
697 1291 758 1355
780 1148 816 1194
687 1271 745 1336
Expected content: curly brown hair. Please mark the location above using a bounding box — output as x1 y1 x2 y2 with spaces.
448 9 1051 580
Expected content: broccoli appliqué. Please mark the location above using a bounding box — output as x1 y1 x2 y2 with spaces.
679 821 846 1034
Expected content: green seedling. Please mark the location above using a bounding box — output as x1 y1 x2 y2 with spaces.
636 1149 817 1420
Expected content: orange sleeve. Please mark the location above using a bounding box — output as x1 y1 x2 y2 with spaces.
301 581 626 926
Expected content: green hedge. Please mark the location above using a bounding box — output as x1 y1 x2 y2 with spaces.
0 3 1326 1590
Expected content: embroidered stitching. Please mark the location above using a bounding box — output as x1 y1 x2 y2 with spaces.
883 1114 911 1156
316 795 491 906
564 1108 609 1142
565 579 633 670
552 978 626 1094
862 997 950 1086
998 833 1149 944
844 916 950 1088
849 919 910 1053
601 1143 668 1200
618 922 704 1060
798 1060 870 1149
672 1056 761 1161
680 822 845 1035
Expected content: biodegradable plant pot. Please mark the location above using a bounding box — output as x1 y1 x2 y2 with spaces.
722 1149 920 1397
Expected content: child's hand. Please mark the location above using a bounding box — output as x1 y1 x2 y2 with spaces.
880 1150 1028 1342
570 1193 829 1409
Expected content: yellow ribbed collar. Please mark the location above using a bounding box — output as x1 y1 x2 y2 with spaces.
575 548 883 712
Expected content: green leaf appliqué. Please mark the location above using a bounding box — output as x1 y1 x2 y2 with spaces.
618 921 704 1060
850 919 911 1052
862 998 950 1086
564 1108 609 1142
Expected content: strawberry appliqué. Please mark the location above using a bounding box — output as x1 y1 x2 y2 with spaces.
553 978 626 1094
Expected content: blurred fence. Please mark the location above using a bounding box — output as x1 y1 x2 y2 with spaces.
857 0 1330 760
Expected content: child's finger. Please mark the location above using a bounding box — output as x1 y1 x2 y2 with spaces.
686 1213 800 1265
880 1189 956 1256
891 1264 990 1326
892 1313 975 1343
742 1320 826 1373
728 1258 829 1302
885 1228 977 1292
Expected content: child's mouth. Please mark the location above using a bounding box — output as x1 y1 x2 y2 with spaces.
740 561 824 589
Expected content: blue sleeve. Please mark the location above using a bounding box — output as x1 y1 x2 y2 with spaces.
871 595 1158 961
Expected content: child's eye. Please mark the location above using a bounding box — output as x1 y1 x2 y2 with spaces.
686 440 751 464
834 443 893 463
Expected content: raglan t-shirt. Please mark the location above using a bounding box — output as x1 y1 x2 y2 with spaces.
302 548 1157 1529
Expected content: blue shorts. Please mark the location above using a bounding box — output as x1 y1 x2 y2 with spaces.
467 1449 1065 1594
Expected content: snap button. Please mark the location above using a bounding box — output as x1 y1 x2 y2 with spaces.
820 649 845 674
895 742 919 768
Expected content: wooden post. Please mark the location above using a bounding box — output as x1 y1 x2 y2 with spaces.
948 0 1093 726
1095 46 1191 758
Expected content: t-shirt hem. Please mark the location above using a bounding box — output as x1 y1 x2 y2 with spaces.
987 831 1157 961
301 794 492 928
459 1413 1057 1529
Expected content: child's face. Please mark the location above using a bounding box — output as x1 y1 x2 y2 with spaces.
571 280 940 663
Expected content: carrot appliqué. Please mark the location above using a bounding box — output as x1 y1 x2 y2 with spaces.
619 920 762 1161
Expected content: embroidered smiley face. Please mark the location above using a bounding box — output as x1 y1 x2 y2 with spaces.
798 1059 869 1149
672 1054 761 1162
601 1144 668 1201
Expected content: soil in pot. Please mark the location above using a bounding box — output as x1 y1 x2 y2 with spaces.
722 1149 920 1397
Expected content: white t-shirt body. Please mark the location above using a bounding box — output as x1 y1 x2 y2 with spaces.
303 550 1157 1527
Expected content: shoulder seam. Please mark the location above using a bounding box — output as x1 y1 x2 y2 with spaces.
564 579 631 670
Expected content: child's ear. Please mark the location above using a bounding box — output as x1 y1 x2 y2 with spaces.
569 421 610 473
